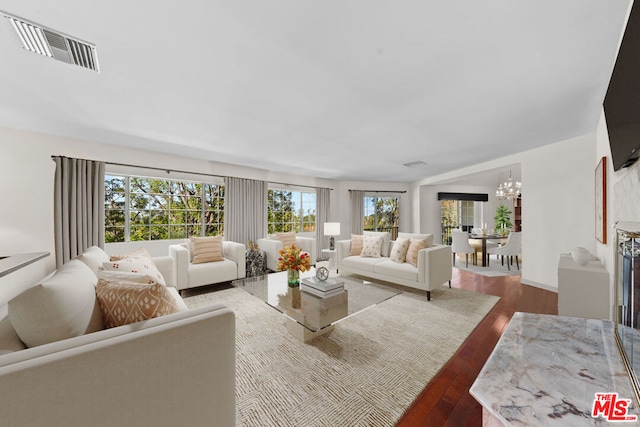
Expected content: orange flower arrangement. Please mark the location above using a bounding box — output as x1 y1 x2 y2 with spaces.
277 244 311 272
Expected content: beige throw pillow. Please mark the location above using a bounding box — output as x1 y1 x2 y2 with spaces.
363 231 391 257
275 232 297 248
361 235 384 258
96 279 179 329
8 260 104 348
349 234 363 256
189 236 224 264
109 247 152 261
406 238 428 267
390 238 411 263
101 257 166 285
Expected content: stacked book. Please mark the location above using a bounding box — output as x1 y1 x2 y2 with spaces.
301 277 345 298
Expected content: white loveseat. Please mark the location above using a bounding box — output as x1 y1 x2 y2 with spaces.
169 240 246 291
0 246 236 427
336 232 452 301
257 234 317 272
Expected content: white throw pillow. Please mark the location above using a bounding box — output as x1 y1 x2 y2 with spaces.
8 259 104 348
397 232 434 248
361 235 384 258
363 231 391 257
76 246 110 275
97 270 162 285
101 257 166 286
390 238 411 263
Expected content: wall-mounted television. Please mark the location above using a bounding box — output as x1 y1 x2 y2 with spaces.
604 2 640 171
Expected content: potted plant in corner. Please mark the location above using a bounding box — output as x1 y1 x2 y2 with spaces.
494 204 513 236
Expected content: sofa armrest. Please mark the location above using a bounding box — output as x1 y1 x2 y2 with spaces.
256 238 282 271
417 244 452 290
336 240 351 270
169 244 190 290
222 241 246 279
295 236 317 264
151 255 175 288
0 304 236 426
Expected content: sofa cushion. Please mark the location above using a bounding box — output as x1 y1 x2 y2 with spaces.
8 259 104 348
96 279 180 328
390 237 411 263
361 234 384 258
373 259 419 282
101 257 166 286
0 312 26 352
188 259 239 285
275 232 297 248
77 246 110 275
363 231 391 257
341 255 387 273
397 233 434 247
406 238 428 267
349 234 363 256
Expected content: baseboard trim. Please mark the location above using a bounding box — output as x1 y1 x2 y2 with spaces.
521 278 557 293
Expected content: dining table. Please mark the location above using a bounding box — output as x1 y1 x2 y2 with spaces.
469 233 505 267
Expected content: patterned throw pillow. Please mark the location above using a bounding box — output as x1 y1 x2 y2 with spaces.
406 238 428 267
109 247 152 261
349 234 363 256
390 238 411 263
101 257 166 286
189 236 224 264
275 232 297 248
96 279 180 329
361 235 384 258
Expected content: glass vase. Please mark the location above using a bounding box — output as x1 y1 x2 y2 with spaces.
287 269 300 287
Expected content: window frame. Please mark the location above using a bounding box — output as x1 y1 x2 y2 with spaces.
267 187 317 234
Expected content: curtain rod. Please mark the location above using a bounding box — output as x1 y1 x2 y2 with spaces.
51 155 333 191
348 189 407 194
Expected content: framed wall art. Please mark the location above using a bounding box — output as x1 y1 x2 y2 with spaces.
595 156 607 244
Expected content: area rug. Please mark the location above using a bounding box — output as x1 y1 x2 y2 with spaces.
454 258 522 277
183 285 499 426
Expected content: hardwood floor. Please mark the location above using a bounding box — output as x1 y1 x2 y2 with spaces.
396 267 558 427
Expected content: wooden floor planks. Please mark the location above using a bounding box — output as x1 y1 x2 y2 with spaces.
395 267 558 426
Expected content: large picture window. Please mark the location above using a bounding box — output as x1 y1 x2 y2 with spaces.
267 188 316 234
363 195 399 240
105 175 224 243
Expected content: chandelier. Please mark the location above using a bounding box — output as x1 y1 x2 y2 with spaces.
495 170 521 200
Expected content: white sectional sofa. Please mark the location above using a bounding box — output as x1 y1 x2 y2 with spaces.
336 232 452 301
0 246 236 427
257 234 317 271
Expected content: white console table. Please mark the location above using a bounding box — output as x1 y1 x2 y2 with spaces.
471 312 636 426
557 253 609 320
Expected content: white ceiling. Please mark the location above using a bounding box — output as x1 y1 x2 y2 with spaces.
0 1 631 182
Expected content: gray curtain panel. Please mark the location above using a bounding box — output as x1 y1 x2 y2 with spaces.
54 156 105 268
315 187 331 259
224 177 267 245
350 190 365 235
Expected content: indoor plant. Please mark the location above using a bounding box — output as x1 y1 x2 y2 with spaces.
494 204 513 236
277 245 310 309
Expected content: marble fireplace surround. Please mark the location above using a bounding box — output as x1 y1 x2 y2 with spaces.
471 312 636 426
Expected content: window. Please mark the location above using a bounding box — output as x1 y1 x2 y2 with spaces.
105 175 224 243
267 188 316 234
363 195 399 240
440 200 477 245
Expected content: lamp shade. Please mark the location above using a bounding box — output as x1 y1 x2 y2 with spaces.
324 222 340 236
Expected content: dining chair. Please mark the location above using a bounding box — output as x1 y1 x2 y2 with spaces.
487 231 521 270
451 229 477 267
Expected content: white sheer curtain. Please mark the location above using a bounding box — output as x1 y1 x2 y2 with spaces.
53 156 105 268
315 187 331 259
224 177 267 245
350 190 365 235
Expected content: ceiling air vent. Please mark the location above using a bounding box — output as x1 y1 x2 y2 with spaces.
403 160 427 168
3 12 99 72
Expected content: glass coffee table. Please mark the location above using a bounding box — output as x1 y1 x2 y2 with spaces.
232 269 401 341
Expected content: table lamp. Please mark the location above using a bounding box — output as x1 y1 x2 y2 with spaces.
324 222 340 250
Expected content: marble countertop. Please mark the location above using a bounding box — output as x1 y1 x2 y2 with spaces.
470 312 637 426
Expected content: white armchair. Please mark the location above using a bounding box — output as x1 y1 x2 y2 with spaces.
256 235 317 272
169 240 246 291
